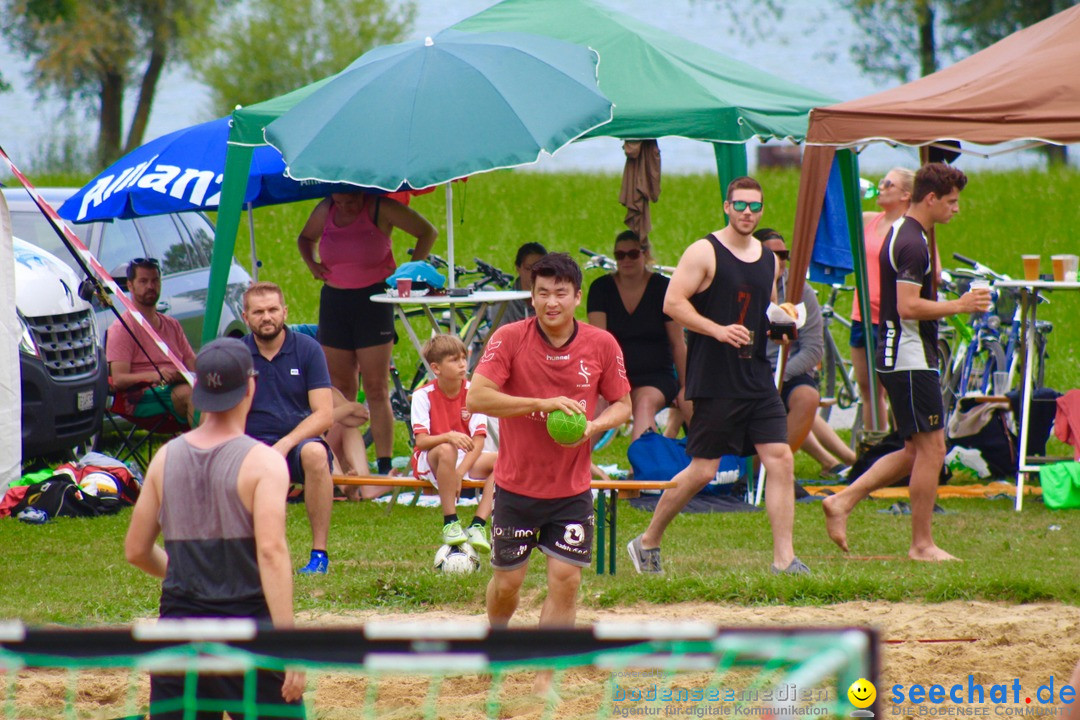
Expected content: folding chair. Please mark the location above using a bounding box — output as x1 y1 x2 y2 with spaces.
101 381 189 471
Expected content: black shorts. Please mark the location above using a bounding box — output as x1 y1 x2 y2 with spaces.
152 600 304 719
491 486 594 570
849 319 879 349
318 283 395 350
878 369 944 439
150 669 303 719
285 438 333 485
780 372 818 409
629 369 679 407
686 395 788 459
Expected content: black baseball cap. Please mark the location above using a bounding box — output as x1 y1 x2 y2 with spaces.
192 338 257 412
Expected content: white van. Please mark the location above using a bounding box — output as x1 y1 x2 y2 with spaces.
13 236 108 458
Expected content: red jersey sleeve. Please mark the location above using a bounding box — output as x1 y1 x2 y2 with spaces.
473 323 517 388
598 331 631 403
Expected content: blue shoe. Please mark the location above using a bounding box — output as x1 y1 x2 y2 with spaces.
298 550 328 575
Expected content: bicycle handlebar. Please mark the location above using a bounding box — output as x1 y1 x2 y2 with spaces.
474 258 514 287
953 253 978 268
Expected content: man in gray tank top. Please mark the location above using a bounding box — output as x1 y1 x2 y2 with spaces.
125 338 305 718
627 176 808 577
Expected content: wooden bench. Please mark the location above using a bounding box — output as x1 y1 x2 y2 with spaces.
332 475 676 575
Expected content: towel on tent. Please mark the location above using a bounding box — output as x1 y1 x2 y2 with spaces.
809 156 854 284
618 140 661 240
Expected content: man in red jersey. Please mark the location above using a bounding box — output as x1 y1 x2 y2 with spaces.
468 252 631 645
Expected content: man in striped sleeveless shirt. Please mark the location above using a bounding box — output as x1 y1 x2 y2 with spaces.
125 338 305 718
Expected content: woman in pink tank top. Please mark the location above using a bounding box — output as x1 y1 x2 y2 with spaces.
851 167 914 432
298 192 437 472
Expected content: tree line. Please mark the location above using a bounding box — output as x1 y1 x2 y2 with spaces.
1 0 1072 172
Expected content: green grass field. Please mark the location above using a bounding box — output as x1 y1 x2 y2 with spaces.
4 166 1079 625
1 494 1077 624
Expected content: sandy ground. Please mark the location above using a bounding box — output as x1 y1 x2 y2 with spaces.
8 601 1080 718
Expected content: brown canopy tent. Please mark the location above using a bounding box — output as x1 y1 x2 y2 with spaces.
787 3 1080 429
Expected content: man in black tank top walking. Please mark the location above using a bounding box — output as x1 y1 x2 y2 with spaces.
628 176 808 576
125 338 305 718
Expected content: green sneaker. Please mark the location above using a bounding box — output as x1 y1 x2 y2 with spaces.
465 524 490 553
442 520 467 546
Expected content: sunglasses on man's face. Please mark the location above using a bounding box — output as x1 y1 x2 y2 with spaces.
614 249 642 261
730 200 763 213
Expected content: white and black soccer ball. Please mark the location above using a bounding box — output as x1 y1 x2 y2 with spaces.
434 543 480 574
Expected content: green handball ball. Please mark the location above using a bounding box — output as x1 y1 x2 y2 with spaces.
547 409 587 444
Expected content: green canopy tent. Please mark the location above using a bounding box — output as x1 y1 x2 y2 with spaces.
454 0 834 179
202 0 836 346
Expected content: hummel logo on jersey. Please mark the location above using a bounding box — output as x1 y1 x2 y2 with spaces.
546 354 570 361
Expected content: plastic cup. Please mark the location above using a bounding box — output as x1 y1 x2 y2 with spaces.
738 329 755 359
1052 255 1067 282
1060 254 1079 283
993 371 1009 397
1022 255 1041 282
396 277 412 298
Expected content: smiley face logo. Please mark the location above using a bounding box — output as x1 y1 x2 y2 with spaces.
848 678 877 709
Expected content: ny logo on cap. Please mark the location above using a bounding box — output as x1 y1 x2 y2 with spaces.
205 372 223 389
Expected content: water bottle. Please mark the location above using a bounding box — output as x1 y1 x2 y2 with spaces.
859 178 878 199
17 507 49 524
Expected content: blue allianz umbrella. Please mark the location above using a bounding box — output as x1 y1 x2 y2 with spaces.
58 117 363 278
58 117 349 224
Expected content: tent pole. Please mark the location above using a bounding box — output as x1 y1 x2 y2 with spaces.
712 142 748 224
246 203 258 282
204 141 254 347
837 149 880 432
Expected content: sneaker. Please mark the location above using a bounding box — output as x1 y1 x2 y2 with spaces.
770 557 811 575
17 507 49 524
442 520 468 546
298 550 328 575
465 524 490 553
819 464 849 481
627 534 662 574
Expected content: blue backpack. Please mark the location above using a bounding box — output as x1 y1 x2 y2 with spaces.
627 431 743 495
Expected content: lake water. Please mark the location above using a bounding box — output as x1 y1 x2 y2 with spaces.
0 0 1067 175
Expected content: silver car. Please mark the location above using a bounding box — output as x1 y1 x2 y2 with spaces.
2 187 252 349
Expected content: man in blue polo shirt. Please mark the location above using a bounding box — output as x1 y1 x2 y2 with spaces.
242 281 335 574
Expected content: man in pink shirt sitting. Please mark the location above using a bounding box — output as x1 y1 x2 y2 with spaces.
106 258 197 426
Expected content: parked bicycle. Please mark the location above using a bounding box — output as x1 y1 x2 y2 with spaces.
939 253 1052 418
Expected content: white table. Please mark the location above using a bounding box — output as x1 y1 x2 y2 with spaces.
371 290 530 376
995 280 1080 510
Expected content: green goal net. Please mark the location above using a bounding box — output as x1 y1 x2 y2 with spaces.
0 619 878 719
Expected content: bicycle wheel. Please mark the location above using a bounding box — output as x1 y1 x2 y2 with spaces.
593 427 617 451
819 333 841 421
938 338 960 418
958 337 1005 401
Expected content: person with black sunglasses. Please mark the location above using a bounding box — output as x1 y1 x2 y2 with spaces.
106 257 197 426
586 230 689 441
628 176 807 577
